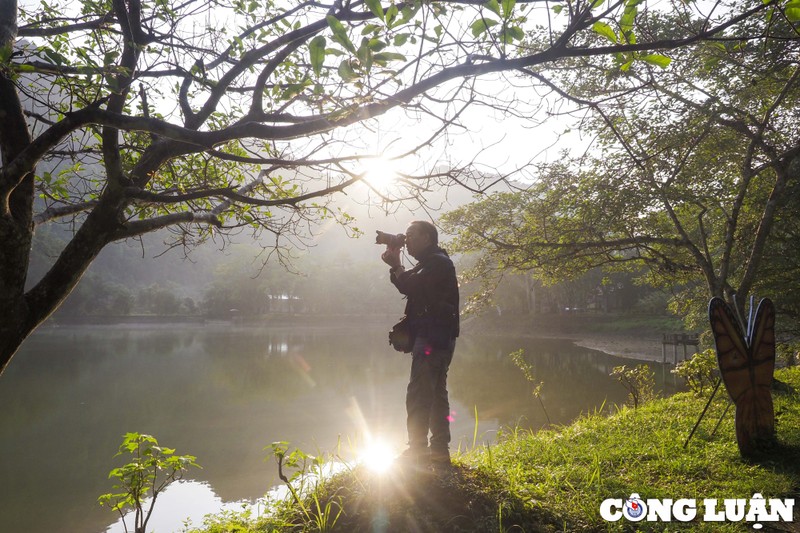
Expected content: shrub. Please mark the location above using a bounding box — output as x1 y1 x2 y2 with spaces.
672 348 718 395
610 364 656 408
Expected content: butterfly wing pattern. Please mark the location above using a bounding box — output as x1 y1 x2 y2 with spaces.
708 297 776 457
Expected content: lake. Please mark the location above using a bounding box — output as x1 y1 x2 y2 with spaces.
0 321 681 533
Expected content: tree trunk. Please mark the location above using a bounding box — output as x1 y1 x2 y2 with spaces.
0 213 32 372
1 3 36 376
0 208 117 375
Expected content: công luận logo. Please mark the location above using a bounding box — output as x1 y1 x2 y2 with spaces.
600 493 794 529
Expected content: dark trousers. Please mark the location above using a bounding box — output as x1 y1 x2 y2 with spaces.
406 336 456 452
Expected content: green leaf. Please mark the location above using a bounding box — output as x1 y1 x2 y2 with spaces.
309 35 326 76
367 37 387 51
592 21 617 43
374 52 407 62
337 60 358 81
552 4 563 14
786 0 800 21
357 40 373 71
470 19 485 37
507 25 524 41
385 4 399 26
326 15 355 53
471 18 499 38
43 48 69 66
397 4 419 26
0 45 13 63
641 53 671 68
361 23 381 35
501 0 516 18
394 33 409 46
364 0 384 21
620 7 637 33
484 0 501 17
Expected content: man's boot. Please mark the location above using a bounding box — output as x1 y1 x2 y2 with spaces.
429 446 451 471
397 446 430 470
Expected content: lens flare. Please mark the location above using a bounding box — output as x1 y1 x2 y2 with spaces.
359 439 395 474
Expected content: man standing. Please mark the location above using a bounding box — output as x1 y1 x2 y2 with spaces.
381 220 460 469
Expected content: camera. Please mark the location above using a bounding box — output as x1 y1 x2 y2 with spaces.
375 230 406 248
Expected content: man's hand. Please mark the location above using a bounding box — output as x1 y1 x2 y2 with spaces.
381 246 402 269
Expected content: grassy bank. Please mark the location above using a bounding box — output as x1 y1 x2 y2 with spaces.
190 367 800 532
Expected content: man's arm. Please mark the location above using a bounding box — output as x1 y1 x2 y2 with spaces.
391 253 451 296
382 246 410 293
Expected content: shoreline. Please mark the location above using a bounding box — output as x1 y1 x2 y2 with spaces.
466 312 700 364
571 335 674 362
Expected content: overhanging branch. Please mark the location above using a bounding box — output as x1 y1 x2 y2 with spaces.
115 211 222 239
33 200 99 225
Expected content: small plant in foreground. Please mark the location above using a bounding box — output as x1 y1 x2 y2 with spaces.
267 441 343 532
672 348 718 395
611 364 656 408
99 432 200 533
509 349 551 425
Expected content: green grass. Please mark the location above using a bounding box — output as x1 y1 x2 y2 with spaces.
187 367 800 532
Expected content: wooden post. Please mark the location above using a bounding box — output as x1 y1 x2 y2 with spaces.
662 333 700 365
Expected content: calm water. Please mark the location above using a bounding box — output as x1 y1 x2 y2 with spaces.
0 322 679 533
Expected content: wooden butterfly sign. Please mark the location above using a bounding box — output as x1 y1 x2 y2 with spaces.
708 297 776 457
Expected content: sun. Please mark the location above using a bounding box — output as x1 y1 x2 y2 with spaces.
360 155 400 192
359 438 396 474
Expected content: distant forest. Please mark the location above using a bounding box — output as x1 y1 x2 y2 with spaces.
29 188 671 322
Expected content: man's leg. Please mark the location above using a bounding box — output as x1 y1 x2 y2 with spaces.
406 337 435 457
429 339 455 463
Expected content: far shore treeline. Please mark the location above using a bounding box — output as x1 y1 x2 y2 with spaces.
33 222 668 324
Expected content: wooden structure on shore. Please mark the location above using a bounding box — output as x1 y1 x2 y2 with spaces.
662 333 700 364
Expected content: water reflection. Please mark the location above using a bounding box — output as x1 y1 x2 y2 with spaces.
106 480 261 533
0 323 679 533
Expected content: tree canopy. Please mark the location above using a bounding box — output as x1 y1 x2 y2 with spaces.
442 0 800 328
0 0 790 373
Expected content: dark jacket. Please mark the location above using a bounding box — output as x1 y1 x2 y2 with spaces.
390 245 459 346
